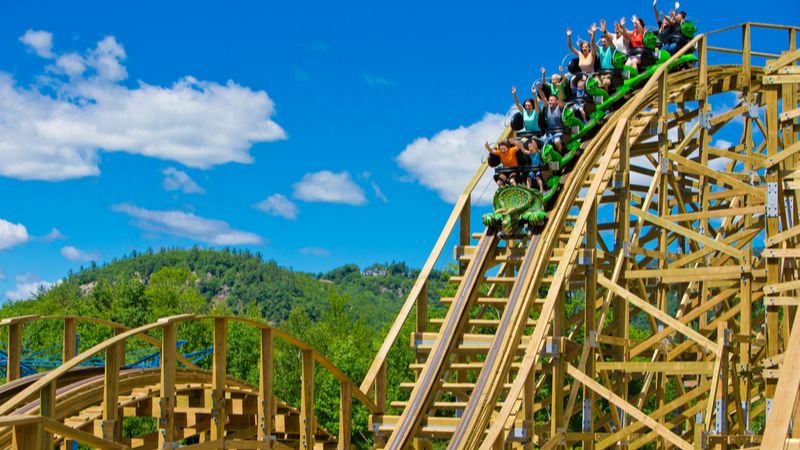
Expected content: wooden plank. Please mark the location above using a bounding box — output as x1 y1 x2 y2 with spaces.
340 381 352 450
763 74 800 85
258 327 274 443
762 248 800 258
211 318 227 440
7 322 22 382
766 141 800 168
12 421 41 450
594 361 715 375
666 206 764 223
761 308 800 449
300 349 315 450
765 48 800 73
62 318 77 364
781 108 800 123
763 279 800 295
766 222 800 247
597 274 719 355
159 322 177 448
566 364 693 450
625 266 748 282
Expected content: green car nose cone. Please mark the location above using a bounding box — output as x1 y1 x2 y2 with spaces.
612 50 627 69
681 20 697 38
643 31 658 50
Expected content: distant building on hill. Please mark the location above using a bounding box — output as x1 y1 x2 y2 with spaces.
362 267 387 277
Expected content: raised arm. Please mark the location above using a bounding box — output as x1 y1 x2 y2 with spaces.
566 27 579 55
531 84 542 112
540 66 546 85
484 141 494 153
652 0 663 25
616 18 631 39
557 81 565 108
589 23 598 53
512 86 523 112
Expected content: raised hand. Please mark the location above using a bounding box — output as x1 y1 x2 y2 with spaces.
620 16 626 26
540 66 546 74
653 0 657 6
590 23 598 33
512 86 517 95
566 27 572 36
600 19 607 32
531 83 538 93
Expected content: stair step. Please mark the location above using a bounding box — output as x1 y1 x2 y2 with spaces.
389 400 468 409
449 276 517 284
412 332 530 353
429 318 537 328
398 381 514 391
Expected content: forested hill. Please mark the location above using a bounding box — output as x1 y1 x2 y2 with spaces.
0 247 449 329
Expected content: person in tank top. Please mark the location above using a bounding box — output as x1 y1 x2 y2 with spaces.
567 23 598 75
512 85 543 137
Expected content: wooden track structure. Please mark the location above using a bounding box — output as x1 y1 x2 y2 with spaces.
0 315 379 449
0 21 799 450
360 23 800 450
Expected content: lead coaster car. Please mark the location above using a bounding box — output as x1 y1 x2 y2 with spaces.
482 185 548 236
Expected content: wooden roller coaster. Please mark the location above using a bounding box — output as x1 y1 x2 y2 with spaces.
1 21 799 450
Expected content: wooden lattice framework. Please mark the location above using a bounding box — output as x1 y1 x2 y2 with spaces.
361 23 800 450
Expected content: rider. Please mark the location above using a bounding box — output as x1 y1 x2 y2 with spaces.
662 10 690 54
512 85 543 138
567 24 598 75
543 86 566 154
519 139 545 192
540 66 567 102
617 16 647 71
485 140 521 187
598 20 616 70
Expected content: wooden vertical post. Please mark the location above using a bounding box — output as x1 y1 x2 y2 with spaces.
459 195 471 274
7 322 22 382
713 323 729 450
100 334 122 441
340 381 352 450
12 421 40 450
656 70 670 450
416 281 428 335
765 85 781 417
615 124 631 446
300 349 315 450
551 287 565 446
373 360 387 448
583 202 597 450
211 318 227 441
258 327 274 445
523 367 535 450
159 321 177 448
39 381 55 450
62 318 77 364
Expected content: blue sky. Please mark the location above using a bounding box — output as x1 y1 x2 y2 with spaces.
0 0 797 300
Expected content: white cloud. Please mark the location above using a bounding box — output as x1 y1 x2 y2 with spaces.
254 194 299 220
0 219 29 250
5 272 56 302
300 247 331 257
41 227 66 242
55 53 86 77
293 171 367 205
61 245 100 262
396 113 505 204
162 167 204 194
113 203 263 246
19 30 54 58
0 270 5 282
0 32 286 181
363 74 397 87
371 181 389 203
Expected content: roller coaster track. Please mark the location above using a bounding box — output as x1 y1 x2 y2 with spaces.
364 23 800 450
0 21 799 450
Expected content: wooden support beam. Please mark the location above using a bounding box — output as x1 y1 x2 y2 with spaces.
258 327 274 444
62 317 77 364
159 321 177 448
38 381 55 450
7 322 22 382
597 274 719 355
101 330 122 442
300 349 315 450
760 308 800 449
211 318 227 441
340 381 352 450
566 364 693 450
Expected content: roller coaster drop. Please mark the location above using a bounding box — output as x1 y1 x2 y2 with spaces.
0 21 799 450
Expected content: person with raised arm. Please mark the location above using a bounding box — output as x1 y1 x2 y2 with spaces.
485 140 521 187
567 24 598 75
512 84 543 137
519 139 545 192
539 66 567 103
618 15 647 71
597 20 616 70
543 83 566 154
